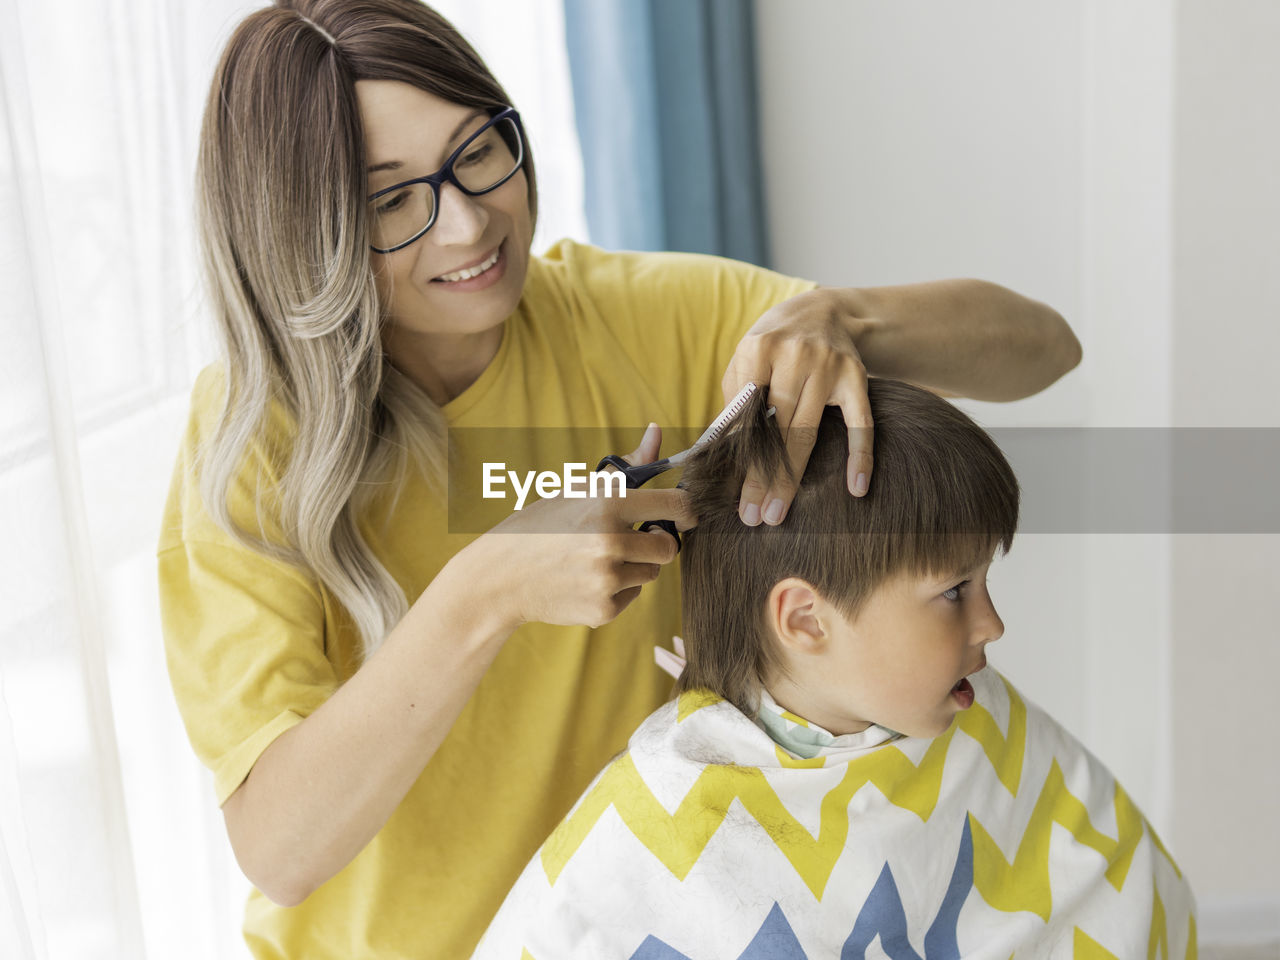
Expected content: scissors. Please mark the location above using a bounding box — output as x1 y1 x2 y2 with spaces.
595 383 771 550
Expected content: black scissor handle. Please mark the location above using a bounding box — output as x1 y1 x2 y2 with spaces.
595 454 671 489
638 518 681 552
595 455 682 552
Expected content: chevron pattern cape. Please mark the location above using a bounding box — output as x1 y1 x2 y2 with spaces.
472 668 1195 959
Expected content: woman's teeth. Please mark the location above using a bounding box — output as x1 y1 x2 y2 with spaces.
436 248 500 282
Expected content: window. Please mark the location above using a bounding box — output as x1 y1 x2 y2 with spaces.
0 2 588 956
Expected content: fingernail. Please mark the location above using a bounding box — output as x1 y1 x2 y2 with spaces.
742 502 761 526
854 472 868 496
763 499 785 524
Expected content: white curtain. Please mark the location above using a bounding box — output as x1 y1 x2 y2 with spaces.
0 1 587 957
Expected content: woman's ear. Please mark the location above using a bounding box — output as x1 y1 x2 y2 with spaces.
767 577 832 656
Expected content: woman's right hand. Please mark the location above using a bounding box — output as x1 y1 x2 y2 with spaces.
457 424 695 630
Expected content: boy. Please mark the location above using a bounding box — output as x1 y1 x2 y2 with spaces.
473 379 1195 959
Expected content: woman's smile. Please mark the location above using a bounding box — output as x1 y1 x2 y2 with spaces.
430 241 506 289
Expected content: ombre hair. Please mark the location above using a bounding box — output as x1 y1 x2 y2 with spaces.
194 0 537 662
675 379 1020 715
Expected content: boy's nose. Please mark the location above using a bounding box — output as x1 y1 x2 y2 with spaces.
432 182 489 245
983 609 1005 645
974 591 1004 645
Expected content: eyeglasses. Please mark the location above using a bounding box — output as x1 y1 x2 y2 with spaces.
366 107 525 253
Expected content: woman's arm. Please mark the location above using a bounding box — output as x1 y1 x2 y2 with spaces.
722 279 1080 523
220 434 692 907
827 279 1081 401
220 550 515 907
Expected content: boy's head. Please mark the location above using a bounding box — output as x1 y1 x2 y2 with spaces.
677 378 1020 738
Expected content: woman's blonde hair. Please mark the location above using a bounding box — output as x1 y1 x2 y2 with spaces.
194 0 537 664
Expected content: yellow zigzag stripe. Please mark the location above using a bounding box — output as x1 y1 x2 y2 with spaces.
1074 905 1193 960
540 730 954 898
971 759 1145 922
676 688 721 722
780 708 811 727
541 683 1029 898
1074 928 1121 959
1148 822 1185 880
1151 886 1199 960
1150 881 1202 960
1149 885 1168 960
774 744 826 768
954 672 1026 796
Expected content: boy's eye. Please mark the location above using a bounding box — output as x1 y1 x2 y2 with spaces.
942 580 970 602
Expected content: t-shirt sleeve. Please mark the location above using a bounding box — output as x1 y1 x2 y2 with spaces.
546 240 819 430
157 366 338 806
158 540 336 805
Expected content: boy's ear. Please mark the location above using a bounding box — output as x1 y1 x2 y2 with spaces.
767 578 832 655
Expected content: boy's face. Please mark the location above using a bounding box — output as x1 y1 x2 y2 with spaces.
767 559 1003 739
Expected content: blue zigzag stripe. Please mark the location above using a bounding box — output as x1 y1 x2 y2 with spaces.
629 902 808 960
842 817 975 960
628 818 974 960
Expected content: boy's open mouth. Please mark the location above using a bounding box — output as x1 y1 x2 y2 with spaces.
951 677 975 709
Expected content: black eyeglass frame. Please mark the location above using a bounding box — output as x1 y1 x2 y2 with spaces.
366 106 525 254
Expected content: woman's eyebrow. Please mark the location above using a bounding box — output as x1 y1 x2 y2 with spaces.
365 109 488 175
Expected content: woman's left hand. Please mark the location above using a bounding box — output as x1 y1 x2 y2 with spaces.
721 287 872 526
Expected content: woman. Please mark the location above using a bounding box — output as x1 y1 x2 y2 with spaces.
157 1 1081 956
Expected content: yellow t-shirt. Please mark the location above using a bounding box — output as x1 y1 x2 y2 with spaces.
157 239 816 959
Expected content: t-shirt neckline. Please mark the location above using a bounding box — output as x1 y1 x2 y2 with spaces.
439 318 513 422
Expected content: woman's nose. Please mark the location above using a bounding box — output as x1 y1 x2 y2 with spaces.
432 182 489 245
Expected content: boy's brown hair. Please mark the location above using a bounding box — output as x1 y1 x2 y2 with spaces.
676 378 1020 715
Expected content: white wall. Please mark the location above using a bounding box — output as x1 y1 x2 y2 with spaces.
756 0 1277 935
1171 0 1280 929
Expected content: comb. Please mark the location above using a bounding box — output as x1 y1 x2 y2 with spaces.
666 383 772 465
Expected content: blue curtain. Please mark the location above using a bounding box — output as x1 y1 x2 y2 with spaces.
563 0 771 267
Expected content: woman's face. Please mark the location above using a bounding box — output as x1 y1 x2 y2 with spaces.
357 79 532 352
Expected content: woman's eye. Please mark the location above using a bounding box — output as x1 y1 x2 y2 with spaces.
943 580 969 602
375 192 407 215
458 143 493 167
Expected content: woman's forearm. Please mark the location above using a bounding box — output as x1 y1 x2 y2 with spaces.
824 279 1082 401
220 546 515 907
